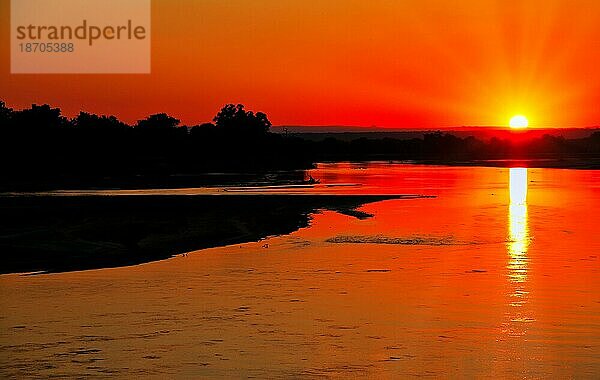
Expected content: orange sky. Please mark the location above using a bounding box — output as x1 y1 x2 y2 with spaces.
1 0 600 127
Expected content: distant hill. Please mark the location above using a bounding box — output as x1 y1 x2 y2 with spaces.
272 126 600 142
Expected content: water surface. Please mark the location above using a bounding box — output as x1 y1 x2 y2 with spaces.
1 163 599 377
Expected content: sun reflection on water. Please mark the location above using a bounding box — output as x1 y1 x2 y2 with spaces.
506 167 534 330
508 168 529 284
509 167 528 206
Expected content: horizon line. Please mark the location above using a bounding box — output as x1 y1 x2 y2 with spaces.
272 125 600 131
3 101 599 130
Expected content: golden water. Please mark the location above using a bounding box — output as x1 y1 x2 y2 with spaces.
1 164 599 377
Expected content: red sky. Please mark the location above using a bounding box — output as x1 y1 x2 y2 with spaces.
2 0 600 128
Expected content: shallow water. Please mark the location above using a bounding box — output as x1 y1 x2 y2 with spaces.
1 163 599 378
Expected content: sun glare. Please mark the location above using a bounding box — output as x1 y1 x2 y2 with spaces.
509 167 528 206
509 115 528 129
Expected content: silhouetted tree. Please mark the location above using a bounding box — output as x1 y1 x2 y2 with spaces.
190 122 218 140
74 112 128 130
213 104 271 135
11 104 67 131
197 122 216 129
137 113 180 130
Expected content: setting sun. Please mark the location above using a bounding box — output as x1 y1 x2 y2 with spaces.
509 115 529 129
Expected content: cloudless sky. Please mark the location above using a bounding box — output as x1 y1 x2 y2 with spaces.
1 0 600 127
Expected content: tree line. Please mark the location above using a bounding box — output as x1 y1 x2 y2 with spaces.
1 100 599 190
0 102 313 189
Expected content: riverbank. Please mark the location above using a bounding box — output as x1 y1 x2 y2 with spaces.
0 194 421 274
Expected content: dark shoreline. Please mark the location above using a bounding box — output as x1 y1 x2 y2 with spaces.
2 158 598 275
0 194 418 275
3 157 599 193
